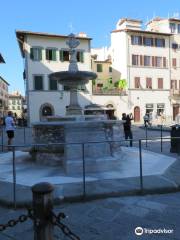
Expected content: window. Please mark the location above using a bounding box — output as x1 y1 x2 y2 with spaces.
134 77 140 88
60 50 69 61
178 24 180 33
46 49 57 61
17 106 21 110
155 38 165 47
132 55 139 65
12 106 15 110
34 75 43 90
49 79 58 90
163 57 167 68
172 58 177 67
77 51 84 63
144 56 151 66
131 36 142 45
155 57 162 68
146 78 152 89
172 43 178 49
12 100 15 105
97 64 103 72
30 47 42 61
97 83 103 88
158 78 163 89
109 67 112 73
170 23 176 33
143 37 153 46
171 80 177 89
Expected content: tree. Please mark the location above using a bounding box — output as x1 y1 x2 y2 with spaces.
114 79 127 90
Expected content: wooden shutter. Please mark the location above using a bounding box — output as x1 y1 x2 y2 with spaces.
140 55 143 66
39 48 42 61
163 57 166 68
152 56 155 67
135 77 140 88
146 78 152 88
158 78 163 89
46 49 49 60
172 58 177 67
30 48 34 60
80 52 84 63
52 49 56 61
60 50 64 62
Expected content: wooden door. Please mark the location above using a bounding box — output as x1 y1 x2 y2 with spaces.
134 106 140 122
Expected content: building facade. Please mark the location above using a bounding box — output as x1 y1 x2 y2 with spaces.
8 91 25 118
16 31 94 124
0 76 9 119
111 17 180 123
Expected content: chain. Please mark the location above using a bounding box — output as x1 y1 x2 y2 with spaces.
51 211 80 240
0 208 33 232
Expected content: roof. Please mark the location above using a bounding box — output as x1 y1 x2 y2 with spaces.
16 30 92 58
169 18 180 22
117 18 142 26
94 59 111 63
0 54 5 63
0 76 9 86
111 28 172 36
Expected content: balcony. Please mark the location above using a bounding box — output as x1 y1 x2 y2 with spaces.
170 89 180 99
92 88 127 96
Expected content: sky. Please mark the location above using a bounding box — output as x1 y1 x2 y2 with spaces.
0 0 180 94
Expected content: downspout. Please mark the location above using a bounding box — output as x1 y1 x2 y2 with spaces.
126 33 131 110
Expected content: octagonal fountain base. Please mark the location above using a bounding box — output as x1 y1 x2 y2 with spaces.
32 118 122 174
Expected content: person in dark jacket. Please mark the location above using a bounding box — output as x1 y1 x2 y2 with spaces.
122 113 133 147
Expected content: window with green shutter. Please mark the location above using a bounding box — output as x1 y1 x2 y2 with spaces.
109 67 112 73
97 64 103 72
46 49 57 61
34 75 43 90
77 51 84 63
59 50 69 61
49 79 58 90
30 47 42 61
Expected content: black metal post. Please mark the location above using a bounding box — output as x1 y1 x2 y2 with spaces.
139 140 143 193
145 125 148 148
1 126 3 152
160 124 163 152
12 146 16 209
82 143 86 198
23 126 26 144
32 182 54 240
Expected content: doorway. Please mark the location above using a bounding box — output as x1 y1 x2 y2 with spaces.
134 106 140 122
173 104 179 121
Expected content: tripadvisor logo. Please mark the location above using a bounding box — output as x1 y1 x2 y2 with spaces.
135 227 143 236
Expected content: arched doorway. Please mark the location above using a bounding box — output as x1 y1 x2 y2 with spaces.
40 103 54 121
134 106 140 122
106 104 116 119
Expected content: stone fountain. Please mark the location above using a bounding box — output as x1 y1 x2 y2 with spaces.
32 34 123 174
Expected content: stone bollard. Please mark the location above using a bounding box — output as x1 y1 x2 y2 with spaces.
31 182 54 240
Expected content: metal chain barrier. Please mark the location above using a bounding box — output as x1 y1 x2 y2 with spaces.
0 208 32 232
51 211 80 240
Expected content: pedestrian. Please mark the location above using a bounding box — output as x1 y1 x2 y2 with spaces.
122 113 133 147
143 113 149 127
5 111 15 149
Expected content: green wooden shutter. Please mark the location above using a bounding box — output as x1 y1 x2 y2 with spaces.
46 49 49 60
52 49 56 61
80 52 84 63
39 48 42 61
30 48 34 60
60 50 64 62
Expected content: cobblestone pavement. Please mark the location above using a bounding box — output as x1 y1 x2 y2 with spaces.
0 192 180 239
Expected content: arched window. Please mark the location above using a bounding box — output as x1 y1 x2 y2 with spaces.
39 103 54 121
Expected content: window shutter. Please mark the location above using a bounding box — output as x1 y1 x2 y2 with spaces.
163 57 166 68
30 48 34 60
80 52 84 63
46 49 49 60
60 50 64 62
140 55 143 66
152 56 155 67
172 58 177 67
39 49 42 61
52 49 56 61
158 78 163 89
